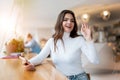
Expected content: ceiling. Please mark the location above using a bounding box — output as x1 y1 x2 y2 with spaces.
0 0 120 29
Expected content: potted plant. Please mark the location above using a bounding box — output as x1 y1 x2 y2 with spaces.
5 38 24 55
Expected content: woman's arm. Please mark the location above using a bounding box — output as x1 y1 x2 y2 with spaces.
23 38 52 70
81 38 99 64
29 38 52 65
80 23 99 64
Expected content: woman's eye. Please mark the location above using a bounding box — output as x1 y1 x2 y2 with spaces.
70 20 74 22
63 19 74 22
63 19 67 21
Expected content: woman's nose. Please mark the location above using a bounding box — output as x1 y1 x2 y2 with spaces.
67 20 71 23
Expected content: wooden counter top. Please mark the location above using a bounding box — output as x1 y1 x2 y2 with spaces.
0 53 68 80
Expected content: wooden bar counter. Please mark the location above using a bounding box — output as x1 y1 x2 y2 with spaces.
0 53 68 80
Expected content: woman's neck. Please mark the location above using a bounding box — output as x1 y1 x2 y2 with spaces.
63 32 70 39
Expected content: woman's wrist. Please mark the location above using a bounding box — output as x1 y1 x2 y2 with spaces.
84 36 92 42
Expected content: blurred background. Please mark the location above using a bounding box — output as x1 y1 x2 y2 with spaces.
0 0 120 80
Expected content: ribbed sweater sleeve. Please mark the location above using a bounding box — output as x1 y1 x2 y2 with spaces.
29 38 52 65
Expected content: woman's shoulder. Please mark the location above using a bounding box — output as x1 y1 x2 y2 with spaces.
74 36 86 44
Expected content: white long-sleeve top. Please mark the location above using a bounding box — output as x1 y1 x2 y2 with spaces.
29 32 99 76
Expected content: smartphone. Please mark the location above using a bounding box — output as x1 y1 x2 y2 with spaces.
19 56 28 65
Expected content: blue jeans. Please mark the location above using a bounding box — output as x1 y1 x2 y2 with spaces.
67 72 89 80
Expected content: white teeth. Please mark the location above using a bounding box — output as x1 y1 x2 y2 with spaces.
66 24 70 26
66 26 71 28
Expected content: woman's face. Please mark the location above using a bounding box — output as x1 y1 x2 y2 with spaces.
62 13 74 33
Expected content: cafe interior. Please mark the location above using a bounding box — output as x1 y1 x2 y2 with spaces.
0 0 120 80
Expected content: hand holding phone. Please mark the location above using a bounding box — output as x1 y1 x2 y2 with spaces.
19 56 36 71
19 56 28 65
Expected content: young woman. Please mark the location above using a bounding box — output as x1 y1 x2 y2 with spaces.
23 10 99 80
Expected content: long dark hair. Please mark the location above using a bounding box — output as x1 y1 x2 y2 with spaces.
52 10 79 51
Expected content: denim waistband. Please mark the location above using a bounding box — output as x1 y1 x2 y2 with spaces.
67 72 86 78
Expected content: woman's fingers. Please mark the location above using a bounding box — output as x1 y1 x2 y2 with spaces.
19 55 36 71
24 63 36 71
83 23 89 29
81 23 92 41
81 23 87 35
20 57 29 65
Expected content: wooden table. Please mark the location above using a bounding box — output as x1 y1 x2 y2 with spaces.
0 53 68 80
